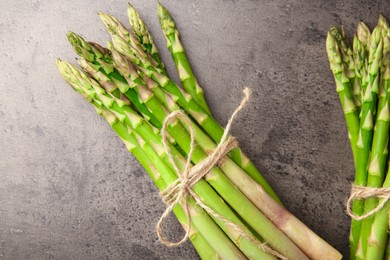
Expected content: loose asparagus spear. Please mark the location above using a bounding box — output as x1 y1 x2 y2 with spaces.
127 3 166 73
355 25 384 260
97 17 283 204
57 59 274 259
157 2 212 115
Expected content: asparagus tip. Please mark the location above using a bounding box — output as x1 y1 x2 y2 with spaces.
127 3 137 20
98 12 118 34
66 32 96 62
157 1 170 21
357 22 371 48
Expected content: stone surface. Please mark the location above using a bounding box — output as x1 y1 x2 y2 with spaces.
1 0 390 259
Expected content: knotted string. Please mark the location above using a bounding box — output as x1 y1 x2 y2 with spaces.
346 185 390 220
156 88 286 259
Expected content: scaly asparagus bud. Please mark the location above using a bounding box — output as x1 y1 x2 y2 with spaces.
326 33 343 75
378 15 389 36
127 3 157 53
111 34 142 65
157 2 176 36
99 12 146 56
357 22 371 51
77 58 117 93
353 36 366 78
67 32 114 74
127 3 164 72
368 26 383 68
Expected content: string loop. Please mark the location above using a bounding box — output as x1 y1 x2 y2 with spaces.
346 185 390 220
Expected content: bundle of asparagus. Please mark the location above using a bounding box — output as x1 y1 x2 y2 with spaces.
57 2 341 259
326 15 390 260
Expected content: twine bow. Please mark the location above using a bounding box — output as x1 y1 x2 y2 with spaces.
156 88 286 259
346 185 390 220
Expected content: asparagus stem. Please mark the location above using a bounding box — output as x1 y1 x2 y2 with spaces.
356 25 384 260
365 173 390 260
127 3 166 74
157 2 212 115
99 16 282 204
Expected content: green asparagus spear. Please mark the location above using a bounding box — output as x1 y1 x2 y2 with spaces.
157 2 211 115
355 25 384 260
326 31 362 257
366 175 390 259
127 3 166 73
353 36 367 109
330 27 361 113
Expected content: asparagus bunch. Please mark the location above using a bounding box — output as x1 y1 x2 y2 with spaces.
57 2 341 259
326 15 390 260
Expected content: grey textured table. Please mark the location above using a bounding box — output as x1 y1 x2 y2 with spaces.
2 0 390 259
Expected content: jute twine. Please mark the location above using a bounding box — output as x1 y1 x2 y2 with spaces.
156 88 286 259
346 185 390 220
